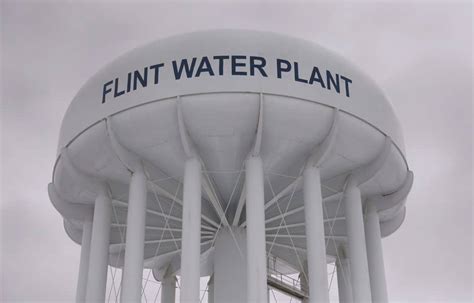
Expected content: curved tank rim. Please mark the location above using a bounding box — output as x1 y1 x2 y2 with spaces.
52 91 409 184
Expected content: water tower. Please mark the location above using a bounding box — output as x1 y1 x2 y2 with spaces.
48 30 413 303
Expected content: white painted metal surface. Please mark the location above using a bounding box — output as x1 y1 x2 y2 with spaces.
336 256 353 303
213 227 247 303
303 166 329 303
121 170 148 302
343 178 372 302
245 156 268 303
180 158 202 303
161 276 176 303
56 31 406 151
365 200 388 303
208 275 214 303
85 191 112 302
48 30 413 303
76 222 92 303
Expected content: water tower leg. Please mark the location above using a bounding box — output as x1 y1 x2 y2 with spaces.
299 264 309 303
336 257 353 303
365 200 388 303
161 276 176 303
214 227 247 303
76 222 92 303
207 275 214 303
343 179 371 302
85 191 112 302
245 156 268 303
303 166 330 303
121 170 148 302
180 158 202 303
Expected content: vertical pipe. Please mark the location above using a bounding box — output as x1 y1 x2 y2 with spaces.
161 276 177 303
365 200 388 303
336 257 353 303
299 266 309 303
121 170 148 302
76 222 92 303
85 190 112 302
214 227 247 302
207 275 214 303
245 156 268 303
303 166 330 303
343 177 372 302
180 158 202 303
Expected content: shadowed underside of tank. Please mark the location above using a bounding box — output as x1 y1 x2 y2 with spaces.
50 92 411 275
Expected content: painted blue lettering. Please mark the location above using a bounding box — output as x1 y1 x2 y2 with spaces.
102 80 113 103
231 55 247 76
213 56 230 75
150 63 164 84
133 68 148 91
113 78 125 98
294 62 308 83
340 75 352 97
309 67 325 88
172 58 197 80
326 71 340 93
277 59 291 78
250 56 268 77
195 56 215 77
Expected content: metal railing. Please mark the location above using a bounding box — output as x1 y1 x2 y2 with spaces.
267 267 303 291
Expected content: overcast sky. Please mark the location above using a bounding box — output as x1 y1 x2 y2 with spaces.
1 1 472 302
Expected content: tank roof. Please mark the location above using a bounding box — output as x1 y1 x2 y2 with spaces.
58 30 405 154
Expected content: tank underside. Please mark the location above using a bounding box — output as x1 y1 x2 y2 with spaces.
51 92 411 275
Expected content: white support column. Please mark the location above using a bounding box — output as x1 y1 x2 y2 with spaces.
161 276 177 303
180 158 202 303
303 166 329 303
365 200 388 303
343 177 372 302
85 190 112 302
76 222 92 303
121 169 148 302
299 266 309 303
245 156 268 303
207 275 214 303
214 227 247 303
336 257 353 303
